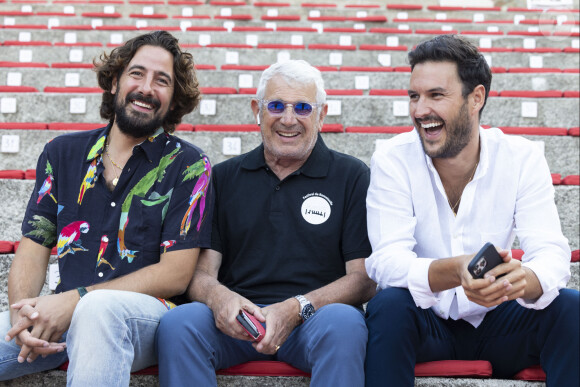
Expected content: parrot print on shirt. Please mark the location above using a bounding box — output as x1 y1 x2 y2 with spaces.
57 221 90 259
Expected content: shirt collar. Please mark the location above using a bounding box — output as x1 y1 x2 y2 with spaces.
241 134 331 178
85 126 166 164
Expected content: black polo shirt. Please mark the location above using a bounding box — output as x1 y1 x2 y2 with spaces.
212 134 372 304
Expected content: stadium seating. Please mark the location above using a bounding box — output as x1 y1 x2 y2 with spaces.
0 0 578 386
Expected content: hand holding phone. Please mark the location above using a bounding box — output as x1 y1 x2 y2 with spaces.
236 310 265 342
468 242 504 279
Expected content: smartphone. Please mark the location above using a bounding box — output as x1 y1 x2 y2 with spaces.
236 310 265 342
468 242 504 279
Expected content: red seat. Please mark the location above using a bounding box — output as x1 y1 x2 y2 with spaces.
221 64 268 71
0 170 25 179
508 68 562 73
206 43 253 49
416 29 459 35
321 124 343 133
326 89 363 96
194 124 259 132
0 86 39 92
499 90 563 98
324 27 367 33
48 123 104 130
54 42 104 47
51 63 95 68
254 2 290 6
2 41 52 46
0 241 15 254
563 91 580 98
25 169 36 180
0 122 47 129
175 124 194 132
301 2 336 7
214 15 253 21
369 89 407 96
340 66 393 72
257 44 305 50
44 87 102 93
369 28 413 34
561 175 580 185
308 44 356 51
568 127 579 136
0 61 49 68
261 15 301 21
497 126 568 136
200 87 237 94
129 13 168 18
513 365 546 381
81 12 122 18
308 16 346 22
386 4 422 10
572 250 579 262
233 27 273 32
359 44 408 51
345 126 413 133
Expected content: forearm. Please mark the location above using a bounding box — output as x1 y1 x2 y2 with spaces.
8 238 50 322
521 267 543 300
87 249 198 299
428 255 465 293
187 269 232 308
306 271 377 310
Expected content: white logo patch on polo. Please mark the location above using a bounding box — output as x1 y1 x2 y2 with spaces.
301 193 332 225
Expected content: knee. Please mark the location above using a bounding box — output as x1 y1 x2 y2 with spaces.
72 289 126 327
548 289 579 329
315 304 367 348
158 303 213 345
366 287 414 319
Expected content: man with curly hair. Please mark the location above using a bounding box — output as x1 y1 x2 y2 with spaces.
0 31 213 386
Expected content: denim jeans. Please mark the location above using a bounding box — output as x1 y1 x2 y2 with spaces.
156 302 367 387
0 289 170 386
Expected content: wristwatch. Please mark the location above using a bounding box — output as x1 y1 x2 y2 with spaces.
294 295 315 322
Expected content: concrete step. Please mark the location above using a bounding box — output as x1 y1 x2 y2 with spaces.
1 43 579 69
1 67 578 92
0 369 548 387
1 93 579 128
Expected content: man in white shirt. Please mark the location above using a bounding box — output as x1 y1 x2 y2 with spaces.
364 34 579 386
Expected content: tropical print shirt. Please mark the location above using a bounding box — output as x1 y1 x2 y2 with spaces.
22 124 213 306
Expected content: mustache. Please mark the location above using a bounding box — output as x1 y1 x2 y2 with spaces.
125 92 161 109
415 115 443 123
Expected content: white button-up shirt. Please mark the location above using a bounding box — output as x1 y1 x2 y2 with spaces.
366 127 570 327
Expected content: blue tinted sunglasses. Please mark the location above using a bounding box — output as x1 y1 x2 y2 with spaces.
260 99 321 117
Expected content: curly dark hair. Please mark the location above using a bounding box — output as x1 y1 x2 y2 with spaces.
93 30 201 133
408 35 492 118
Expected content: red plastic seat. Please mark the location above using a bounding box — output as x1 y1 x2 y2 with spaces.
369 89 407 96
552 173 562 185
0 241 15 254
326 89 363 96
200 87 237 94
497 126 568 136
345 126 413 133
0 122 47 129
44 87 102 93
0 86 39 92
561 175 580 185
0 170 25 179
48 123 105 130
308 44 356 51
321 124 343 133
499 90 563 98
194 124 259 132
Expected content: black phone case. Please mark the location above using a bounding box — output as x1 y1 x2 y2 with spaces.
468 242 504 279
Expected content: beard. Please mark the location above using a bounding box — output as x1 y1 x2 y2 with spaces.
114 91 165 139
417 101 473 159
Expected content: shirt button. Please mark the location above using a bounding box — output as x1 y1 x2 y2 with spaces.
127 168 131 172
111 202 116 207
98 272 103 277
275 186 280 191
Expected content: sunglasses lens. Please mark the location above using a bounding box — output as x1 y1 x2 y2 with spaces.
294 102 313 116
267 101 285 114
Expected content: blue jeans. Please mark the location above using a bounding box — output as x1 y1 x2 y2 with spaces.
156 302 367 387
0 289 170 386
365 287 580 387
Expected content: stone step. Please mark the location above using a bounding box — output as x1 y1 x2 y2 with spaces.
1 44 578 69
1 67 578 92
1 94 578 128
0 369 548 387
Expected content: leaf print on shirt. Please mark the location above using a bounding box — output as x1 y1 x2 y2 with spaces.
117 146 182 262
25 215 56 247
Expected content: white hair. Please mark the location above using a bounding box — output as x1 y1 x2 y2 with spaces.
255 60 327 105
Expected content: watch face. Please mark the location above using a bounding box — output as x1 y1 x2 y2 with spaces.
302 304 315 320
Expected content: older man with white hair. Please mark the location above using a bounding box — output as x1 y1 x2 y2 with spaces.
156 59 376 387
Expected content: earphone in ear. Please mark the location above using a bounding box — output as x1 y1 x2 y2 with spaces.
256 115 261 125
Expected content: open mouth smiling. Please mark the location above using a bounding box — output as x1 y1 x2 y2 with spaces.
277 131 300 138
131 100 154 110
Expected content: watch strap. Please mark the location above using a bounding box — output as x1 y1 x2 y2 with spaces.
77 286 88 299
